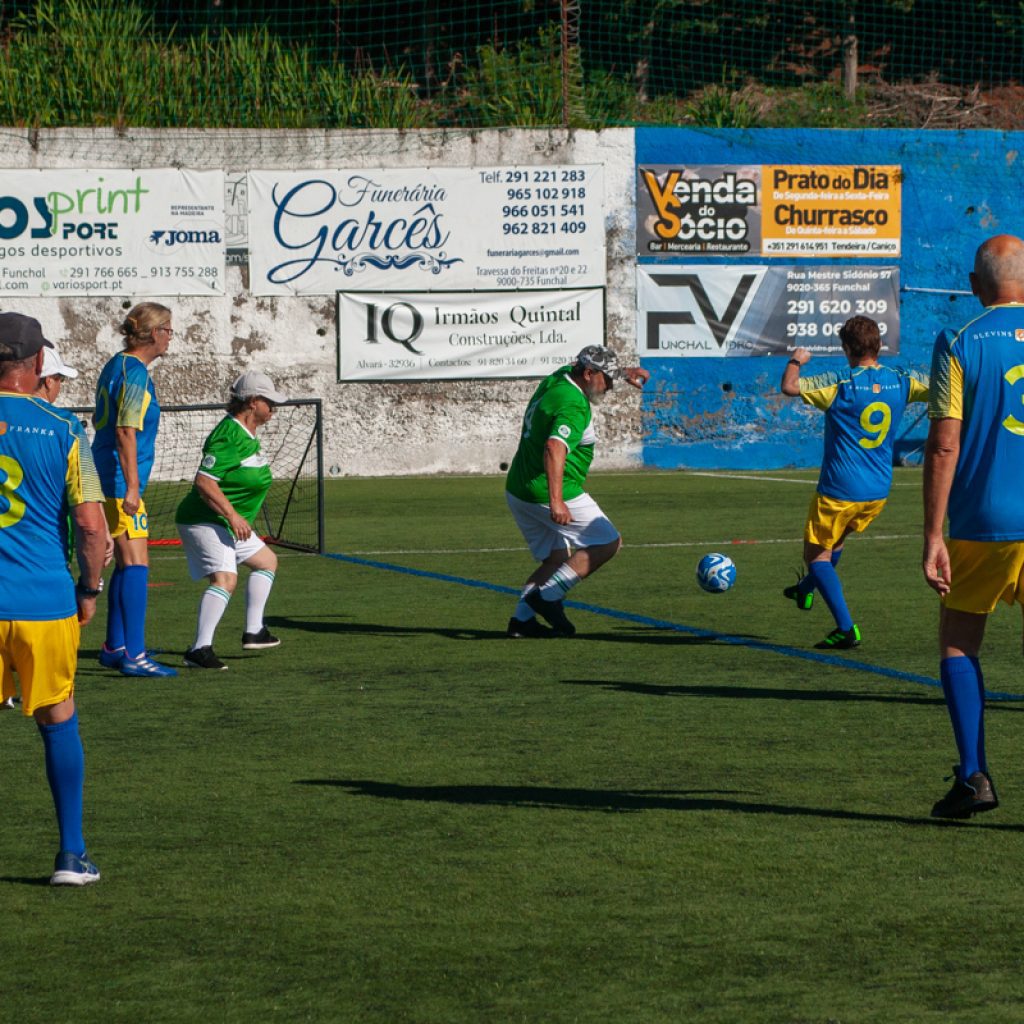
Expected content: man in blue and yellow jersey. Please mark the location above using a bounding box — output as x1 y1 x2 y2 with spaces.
781 316 929 649
91 302 177 678
923 234 1024 819
0 312 108 885
505 345 649 638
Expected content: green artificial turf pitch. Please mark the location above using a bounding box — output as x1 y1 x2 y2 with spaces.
3 469 1024 1024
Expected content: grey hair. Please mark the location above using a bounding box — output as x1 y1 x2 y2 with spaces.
974 235 1024 290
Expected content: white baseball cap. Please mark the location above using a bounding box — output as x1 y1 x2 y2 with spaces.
40 343 79 380
230 370 288 404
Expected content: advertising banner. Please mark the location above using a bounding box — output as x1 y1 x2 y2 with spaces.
0 169 225 296
250 166 603 296
636 165 901 257
637 265 900 357
337 287 605 381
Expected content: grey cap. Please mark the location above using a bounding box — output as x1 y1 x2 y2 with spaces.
575 344 620 379
230 370 288 404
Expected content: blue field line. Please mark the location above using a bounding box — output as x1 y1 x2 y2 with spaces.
324 551 1024 702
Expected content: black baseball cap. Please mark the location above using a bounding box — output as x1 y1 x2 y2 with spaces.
0 312 54 361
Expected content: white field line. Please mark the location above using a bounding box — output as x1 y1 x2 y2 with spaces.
331 533 916 556
151 534 917 559
684 470 920 488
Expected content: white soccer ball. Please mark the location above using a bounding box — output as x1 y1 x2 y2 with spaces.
696 552 736 593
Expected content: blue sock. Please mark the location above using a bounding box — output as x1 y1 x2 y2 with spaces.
121 565 149 658
38 712 86 857
797 548 843 597
105 567 125 652
807 560 853 631
940 656 987 779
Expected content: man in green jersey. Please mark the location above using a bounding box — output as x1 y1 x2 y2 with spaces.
505 345 649 637
175 371 287 669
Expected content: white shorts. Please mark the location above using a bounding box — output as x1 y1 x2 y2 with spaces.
177 521 267 580
506 491 620 561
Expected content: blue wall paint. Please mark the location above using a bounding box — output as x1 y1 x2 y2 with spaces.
635 128 1023 468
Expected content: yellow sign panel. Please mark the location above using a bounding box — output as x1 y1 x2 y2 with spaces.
761 165 901 257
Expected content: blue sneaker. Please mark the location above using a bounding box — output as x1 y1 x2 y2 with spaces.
120 653 178 678
98 645 126 669
50 850 101 886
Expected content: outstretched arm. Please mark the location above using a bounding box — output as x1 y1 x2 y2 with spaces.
781 348 811 396
621 366 650 390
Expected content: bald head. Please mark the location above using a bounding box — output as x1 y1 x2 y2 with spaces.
971 234 1024 305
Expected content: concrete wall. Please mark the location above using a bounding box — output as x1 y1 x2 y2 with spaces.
4 126 1020 475
0 127 638 477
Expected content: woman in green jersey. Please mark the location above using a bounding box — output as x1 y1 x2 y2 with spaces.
175 371 287 670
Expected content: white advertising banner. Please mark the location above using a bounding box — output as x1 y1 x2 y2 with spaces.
637 265 900 357
250 166 603 296
0 169 225 296
337 287 605 381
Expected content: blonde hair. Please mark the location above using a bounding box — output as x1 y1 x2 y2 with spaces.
119 302 171 350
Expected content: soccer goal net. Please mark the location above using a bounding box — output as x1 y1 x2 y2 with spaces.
69 399 325 553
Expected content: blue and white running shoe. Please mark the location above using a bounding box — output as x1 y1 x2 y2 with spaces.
50 850 101 886
120 653 178 678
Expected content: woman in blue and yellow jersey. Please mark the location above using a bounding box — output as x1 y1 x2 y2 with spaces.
91 302 177 678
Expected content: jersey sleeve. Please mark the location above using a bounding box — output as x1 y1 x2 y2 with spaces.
798 369 841 411
65 417 105 507
906 369 930 404
547 399 589 451
196 426 241 481
116 360 152 430
928 328 963 420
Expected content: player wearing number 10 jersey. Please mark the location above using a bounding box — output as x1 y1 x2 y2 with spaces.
780 316 929 650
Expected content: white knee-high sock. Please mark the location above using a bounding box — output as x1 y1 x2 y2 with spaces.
245 569 276 633
195 586 231 648
538 565 581 602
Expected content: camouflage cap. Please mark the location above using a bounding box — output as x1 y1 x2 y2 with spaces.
575 344 620 379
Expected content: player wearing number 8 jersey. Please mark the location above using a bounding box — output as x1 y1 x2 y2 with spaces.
781 316 928 649
0 312 108 885
923 234 1024 819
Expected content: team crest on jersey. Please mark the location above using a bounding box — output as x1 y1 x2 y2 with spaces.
201 454 216 469
872 383 881 393
0 422 6 436
558 424 571 439
1016 329 1024 342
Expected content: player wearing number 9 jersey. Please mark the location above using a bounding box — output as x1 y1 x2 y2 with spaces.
780 316 929 650
923 234 1024 819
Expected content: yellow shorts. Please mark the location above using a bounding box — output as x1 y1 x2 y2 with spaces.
0 616 79 716
105 496 150 540
944 539 1024 614
804 493 886 550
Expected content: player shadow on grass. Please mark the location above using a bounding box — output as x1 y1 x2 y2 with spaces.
561 678 1024 712
296 778 1024 831
249 616 748 644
